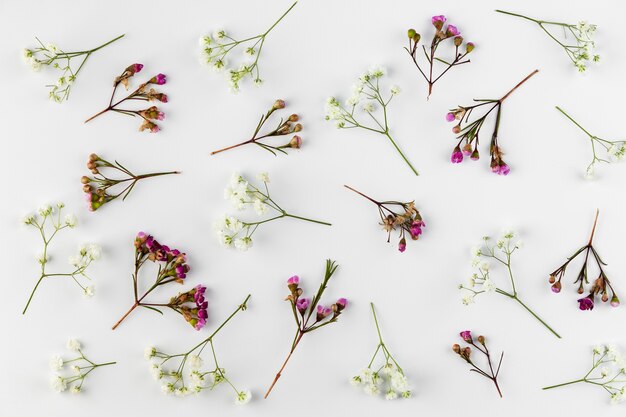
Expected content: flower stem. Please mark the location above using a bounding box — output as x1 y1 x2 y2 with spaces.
499 69 539 103
384 132 419 176
344 185 381 205
542 378 585 390
555 106 594 137
284 213 332 226
264 2 298 36
111 302 139 330
22 274 45 314
136 171 181 180
210 139 254 155
588 209 600 245
513 296 561 338
264 330 303 399
495 10 540 23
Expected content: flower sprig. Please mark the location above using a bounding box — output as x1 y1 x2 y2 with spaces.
555 106 626 179
344 185 424 253
452 331 504 398
405 15 474 97
21 203 100 314
459 230 561 338
145 294 252 403
84 63 168 132
82 153 179 211
200 1 297 91
549 210 619 311
325 67 418 176
215 173 331 251
350 303 411 400
543 345 626 404
446 69 539 175
264 260 347 398
50 338 116 394
211 99 302 156
112 232 204 331
496 10 599 72
22 34 124 102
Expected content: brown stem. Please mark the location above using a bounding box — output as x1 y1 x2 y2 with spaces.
111 302 138 330
492 377 503 398
499 69 539 103
588 209 600 245
84 106 112 123
344 185 381 206
135 171 180 180
264 331 303 399
210 139 254 155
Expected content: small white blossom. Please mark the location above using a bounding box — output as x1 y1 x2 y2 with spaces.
189 355 203 370
50 375 67 392
256 172 270 183
234 237 253 251
38 204 53 217
235 389 252 405
21 213 36 225
70 385 81 394
390 85 401 95
64 214 77 228
50 355 64 371
67 338 81 352
84 286 95 298
145 347 157 360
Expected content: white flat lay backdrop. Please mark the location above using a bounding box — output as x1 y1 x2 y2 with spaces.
2 0 626 415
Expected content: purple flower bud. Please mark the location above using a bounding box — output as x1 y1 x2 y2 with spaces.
150 73 167 85
578 295 594 311
498 163 510 176
296 297 310 314
336 298 347 311
446 25 460 37
611 295 620 307
432 15 446 30
398 237 406 253
460 330 472 343
451 147 464 163
446 112 456 122
133 63 144 73
316 304 332 320
410 220 425 239
287 275 299 285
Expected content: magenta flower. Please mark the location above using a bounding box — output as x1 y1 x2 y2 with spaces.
149 73 167 85
296 297 310 314
287 275 300 285
133 63 144 73
460 330 473 343
316 305 332 321
410 220 425 239
492 163 510 176
336 298 348 311
446 112 456 122
398 237 407 252
446 25 460 37
577 296 594 311
432 15 446 28
451 147 464 163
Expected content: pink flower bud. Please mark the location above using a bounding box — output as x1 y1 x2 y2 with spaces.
446 112 456 122
460 330 472 343
287 275 299 285
451 147 463 163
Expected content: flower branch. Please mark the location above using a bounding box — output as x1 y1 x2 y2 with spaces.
453 331 504 398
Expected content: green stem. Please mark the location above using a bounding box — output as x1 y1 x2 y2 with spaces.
555 106 594 137
264 2 298 36
495 10 539 23
284 213 332 226
89 34 125 53
22 274 45 314
384 131 419 176
513 296 561 338
542 378 585 390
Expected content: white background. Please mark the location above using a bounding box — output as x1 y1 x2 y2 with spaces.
1 0 626 415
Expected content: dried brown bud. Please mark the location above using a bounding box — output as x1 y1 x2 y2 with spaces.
82 185 91 193
548 274 556 284
288 114 299 122
273 99 286 110
89 153 99 162
602 293 609 302
477 335 485 345
454 36 463 47
81 176 90 184
289 135 302 149
87 162 96 170
293 123 303 132
452 343 461 354
452 125 461 134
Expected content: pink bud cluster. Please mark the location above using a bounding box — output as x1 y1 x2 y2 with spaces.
168 284 208 330
286 275 347 321
135 232 190 283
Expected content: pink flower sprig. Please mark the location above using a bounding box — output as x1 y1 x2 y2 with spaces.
404 15 474 98
549 210 620 311
344 185 425 253
446 69 539 175
264 260 347 399
211 99 302 156
112 232 206 331
145 295 252 402
84 63 168 132
453 331 504 398
82 153 179 212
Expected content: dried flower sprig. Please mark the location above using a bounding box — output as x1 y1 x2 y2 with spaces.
112 232 204 331
344 185 425 253
325 67 418 176
215 173 331 251
548 211 619 311
555 106 626 179
50 338 116 394
452 331 504 398
200 1 297 91
496 10 599 72
145 294 252 403
446 69 539 175
459 230 561 338
543 345 626 404
405 15 474 97
264 260 347 398
350 303 411 400
84 63 168 132
82 153 179 211
211 99 302 156
21 203 100 314
22 34 124 102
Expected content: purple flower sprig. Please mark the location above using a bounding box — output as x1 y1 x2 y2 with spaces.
84 63 168 133
82 153 179 212
145 294 252 402
453 331 504 398
404 15 474 98
549 210 620 311
211 99 302 156
344 185 425 253
264 260 347 399
446 69 539 175
112 232 205 331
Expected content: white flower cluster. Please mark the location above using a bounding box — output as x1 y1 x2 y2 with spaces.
214 173 273 251
351 365 411 400
586 345 626 404
199 32 262 92
22 44 76 102
325 66 399 129
586 141 626 180
571 21 600 72
145 347 251 404
50 338 113 394
461 230 522 305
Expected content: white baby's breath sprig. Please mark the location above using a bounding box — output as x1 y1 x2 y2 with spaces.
23 34 125 102
49 338 116 394
21 203 101 314
215 173 331 251
325 67 418 176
